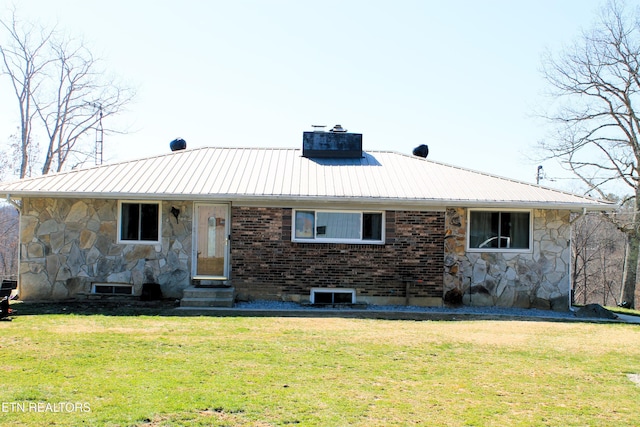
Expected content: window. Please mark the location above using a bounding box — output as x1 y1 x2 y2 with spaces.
310 288 356 304
118 202 161 243
468 210 531 250
92 284 133 295
293 210 384 243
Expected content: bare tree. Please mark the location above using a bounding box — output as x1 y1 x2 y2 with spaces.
540 0 640 308
0 8 134 177
36 37 133 173
0 9 53 178
572 212 625 306
572 215 602 305
0 204 19 280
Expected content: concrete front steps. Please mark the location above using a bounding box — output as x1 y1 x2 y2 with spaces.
180 286 235 308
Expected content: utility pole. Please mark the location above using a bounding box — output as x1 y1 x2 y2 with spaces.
87 102 104 165
536 165 543 185
95 105 103 165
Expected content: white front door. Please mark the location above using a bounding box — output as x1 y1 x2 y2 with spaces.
193 203 230 279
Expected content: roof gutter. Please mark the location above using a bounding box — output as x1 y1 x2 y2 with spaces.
0 192 616 212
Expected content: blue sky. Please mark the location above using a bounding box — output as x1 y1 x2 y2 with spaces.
0 0 606 189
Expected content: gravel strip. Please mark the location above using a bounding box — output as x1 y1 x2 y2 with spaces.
234 300 578 319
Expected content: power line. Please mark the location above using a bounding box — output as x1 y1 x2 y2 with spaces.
536 166 629 182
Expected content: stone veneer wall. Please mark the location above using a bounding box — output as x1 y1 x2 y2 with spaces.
19 198 192 300
231 207 445 305
443 208 572 310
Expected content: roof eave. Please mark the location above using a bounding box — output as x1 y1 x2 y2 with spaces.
3 191 615 212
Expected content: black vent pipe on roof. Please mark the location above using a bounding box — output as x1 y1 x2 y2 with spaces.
412 144 429 158
170 138 187 151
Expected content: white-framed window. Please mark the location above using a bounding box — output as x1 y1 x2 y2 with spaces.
293 210 384 243
117 201 161 244
467 209 531 251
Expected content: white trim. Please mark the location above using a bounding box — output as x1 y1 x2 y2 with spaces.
116 200 162 245
310 288 356 304
3 191 612 212
466 208 533 253
292 209 385 244
236 200 449 211
192 275 229 281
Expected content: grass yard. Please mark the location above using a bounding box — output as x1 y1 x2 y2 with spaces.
1 306 639 426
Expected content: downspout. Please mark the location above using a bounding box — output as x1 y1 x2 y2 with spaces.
568 208 588 312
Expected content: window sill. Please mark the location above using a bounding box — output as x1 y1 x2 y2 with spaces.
466 247 532 254
292 239 385 245
117 240 162 245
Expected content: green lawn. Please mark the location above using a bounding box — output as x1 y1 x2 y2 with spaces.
1 307 639 426
607 305 640 317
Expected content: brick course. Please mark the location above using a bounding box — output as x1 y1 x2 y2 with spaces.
231 207 444 301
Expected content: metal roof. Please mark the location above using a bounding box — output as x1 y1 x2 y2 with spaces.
0 147 614 210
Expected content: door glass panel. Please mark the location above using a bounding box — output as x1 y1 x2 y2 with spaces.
196 204 228 276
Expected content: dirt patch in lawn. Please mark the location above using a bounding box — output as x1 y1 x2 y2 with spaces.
628 374 640 387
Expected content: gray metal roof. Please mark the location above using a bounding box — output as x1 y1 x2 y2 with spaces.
0 147 614 210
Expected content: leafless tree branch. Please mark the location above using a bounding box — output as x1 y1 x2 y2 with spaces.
540 0 640 307
0 7 136 177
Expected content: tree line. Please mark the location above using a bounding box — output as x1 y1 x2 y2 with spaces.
0 204 18 282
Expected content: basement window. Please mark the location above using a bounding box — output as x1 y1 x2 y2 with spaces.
293 210 384 243
118 201 161 244
468 210 531 251
310 288 356 304
92 284 134 295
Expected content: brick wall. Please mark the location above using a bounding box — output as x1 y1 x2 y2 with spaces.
231 207 444 302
